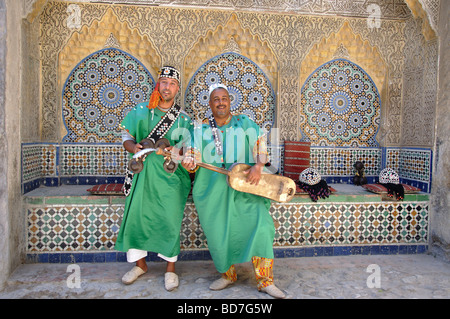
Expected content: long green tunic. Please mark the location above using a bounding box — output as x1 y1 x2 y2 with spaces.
192 114 275 273
115 103 192 258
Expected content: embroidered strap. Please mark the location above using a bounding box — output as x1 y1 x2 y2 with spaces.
148 104 181 141
208 115 223 156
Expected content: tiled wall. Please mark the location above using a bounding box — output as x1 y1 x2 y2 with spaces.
21 143 433 194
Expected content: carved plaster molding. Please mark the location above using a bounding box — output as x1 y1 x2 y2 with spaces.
103 32 121 49
54 0 412 20
37 1 437 147
222 36 241 54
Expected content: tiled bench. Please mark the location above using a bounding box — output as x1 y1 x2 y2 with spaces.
24 184 429 263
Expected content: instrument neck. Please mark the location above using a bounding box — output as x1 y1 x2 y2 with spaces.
156 148 229 175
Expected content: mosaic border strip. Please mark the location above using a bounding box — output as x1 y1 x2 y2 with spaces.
386 148 432 192
22 143 58 184
25 244 428 264
27 205 124 252
398 148 432 182
22 143 433 193
59 144 128 176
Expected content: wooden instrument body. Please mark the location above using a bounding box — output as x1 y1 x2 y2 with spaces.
226 163 296 203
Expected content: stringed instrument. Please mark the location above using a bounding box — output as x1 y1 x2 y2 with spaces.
154 143 296 203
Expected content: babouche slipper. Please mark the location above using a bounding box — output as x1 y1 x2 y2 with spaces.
164 272 179 291
209 277 234 291
261 284 286 299
122 266 147 285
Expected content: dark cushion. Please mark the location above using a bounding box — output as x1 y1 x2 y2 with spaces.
296 184 336 194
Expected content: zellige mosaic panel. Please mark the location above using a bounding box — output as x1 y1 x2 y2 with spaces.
27 200 428 253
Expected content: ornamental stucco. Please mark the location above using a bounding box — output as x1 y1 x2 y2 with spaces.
36 1 436 147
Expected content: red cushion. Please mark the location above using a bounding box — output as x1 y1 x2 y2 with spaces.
87 183 124 195
402 184 422 193
362 183 421 194
283 141 311 180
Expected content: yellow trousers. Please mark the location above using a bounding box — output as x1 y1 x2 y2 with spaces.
222 257 274 290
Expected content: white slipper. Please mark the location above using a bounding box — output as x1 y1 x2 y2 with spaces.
260 284 286 299
121 266 146 285
209 277 234 291
165 272 179 291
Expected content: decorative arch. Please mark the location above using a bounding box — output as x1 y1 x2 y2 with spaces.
185 52 276 133
299 59 381 147
183 14 277 93
62 48 155 143
404 0 437 41
59 8 160 89
58 8 162 142
300 21 386 95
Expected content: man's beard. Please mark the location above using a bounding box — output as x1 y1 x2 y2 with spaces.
216 105 228 117
160 91 174 103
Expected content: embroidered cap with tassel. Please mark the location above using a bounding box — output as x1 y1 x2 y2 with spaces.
148 66 181 110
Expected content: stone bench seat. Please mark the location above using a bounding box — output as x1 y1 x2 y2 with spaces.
24 184 429 263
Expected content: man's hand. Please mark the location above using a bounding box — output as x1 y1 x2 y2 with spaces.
244 163 264 185
181 155 197 171
124 140 143 154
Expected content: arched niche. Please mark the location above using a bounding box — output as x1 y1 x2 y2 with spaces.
185 52 276 133
58 8 161 141
299 59 381 147
62 48 155 143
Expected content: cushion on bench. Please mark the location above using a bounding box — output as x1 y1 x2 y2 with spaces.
87 183 124 195
362 183 421 194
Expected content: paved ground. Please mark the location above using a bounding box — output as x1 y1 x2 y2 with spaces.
1 253 449 301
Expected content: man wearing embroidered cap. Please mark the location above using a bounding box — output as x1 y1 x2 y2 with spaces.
115 66 192 291
182 83 285 298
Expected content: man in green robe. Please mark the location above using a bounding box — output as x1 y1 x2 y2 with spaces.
182 83 285 298
115 66 192 291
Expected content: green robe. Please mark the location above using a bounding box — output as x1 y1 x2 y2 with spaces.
192 114 275 273
115 103 192 258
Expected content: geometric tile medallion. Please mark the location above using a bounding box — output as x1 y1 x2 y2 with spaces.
300 59 381 147
185 52 276 133
62 48 155 143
